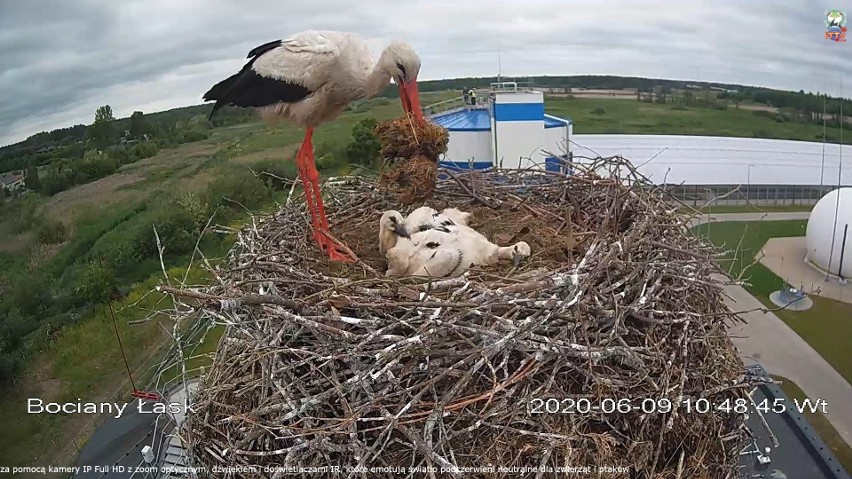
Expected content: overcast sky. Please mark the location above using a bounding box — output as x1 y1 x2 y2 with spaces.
1 0 850 146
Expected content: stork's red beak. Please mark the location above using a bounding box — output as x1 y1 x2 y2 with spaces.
399 79 424 123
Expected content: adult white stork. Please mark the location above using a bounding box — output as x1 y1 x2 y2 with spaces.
203 30 425 262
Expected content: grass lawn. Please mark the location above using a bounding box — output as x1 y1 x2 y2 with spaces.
545 97 851 144
693 220 852 384
772 375 852 473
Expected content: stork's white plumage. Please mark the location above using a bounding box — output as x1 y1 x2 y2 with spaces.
383 211 531 278
404 206 472 234
204 30 425 262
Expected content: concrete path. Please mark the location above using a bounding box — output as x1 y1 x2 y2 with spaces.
721 276 852 446
688 211 811 227
691 210 852 446
760 236 852 304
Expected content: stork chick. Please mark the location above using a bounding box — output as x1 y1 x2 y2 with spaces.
385 224 531 278
378 210 410 255
404 206 472 233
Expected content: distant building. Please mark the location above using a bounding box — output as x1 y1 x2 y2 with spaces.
0 171 25 191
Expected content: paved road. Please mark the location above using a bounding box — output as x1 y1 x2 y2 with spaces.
688 211 812 227
692 211 852 446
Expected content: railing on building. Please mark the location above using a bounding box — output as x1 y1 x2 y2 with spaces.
662 183 833 207
421 79 536 117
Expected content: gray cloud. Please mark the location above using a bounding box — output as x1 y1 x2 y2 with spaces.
1 0 850 146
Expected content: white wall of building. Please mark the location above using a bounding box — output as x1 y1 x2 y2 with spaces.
572 134 852 186
443 131 492 164
494 122 545 169
544 127 568 159
806 188 852 278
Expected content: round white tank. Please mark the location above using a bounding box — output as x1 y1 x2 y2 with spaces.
806 188 852 278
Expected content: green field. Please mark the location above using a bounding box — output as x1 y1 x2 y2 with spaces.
545 96 850 143
0 90 848 471
773 375 852 473
693 220 852 383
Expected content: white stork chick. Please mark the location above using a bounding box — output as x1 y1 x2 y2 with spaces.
385 229 465 278
385 224 531 278
203 30 425 262
404 206 472 234
378 210 411 255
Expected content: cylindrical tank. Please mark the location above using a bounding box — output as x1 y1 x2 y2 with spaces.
805 187 852 278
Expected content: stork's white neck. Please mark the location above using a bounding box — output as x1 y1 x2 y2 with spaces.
364 51 395 98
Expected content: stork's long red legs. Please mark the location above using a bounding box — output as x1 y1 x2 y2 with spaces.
295 128 355 263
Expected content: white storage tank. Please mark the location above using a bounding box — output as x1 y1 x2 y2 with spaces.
806 187 852 278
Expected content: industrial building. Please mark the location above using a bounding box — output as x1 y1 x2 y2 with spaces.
425 88 850 208
572 134 851 206
426 82 573 172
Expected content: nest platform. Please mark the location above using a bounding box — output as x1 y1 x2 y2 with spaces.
164 157 754 479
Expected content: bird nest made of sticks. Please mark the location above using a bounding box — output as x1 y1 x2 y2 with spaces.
163 157 757 479
376 115 449 205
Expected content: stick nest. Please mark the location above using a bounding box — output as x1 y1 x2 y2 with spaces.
377 116 449 205
169 157 754 479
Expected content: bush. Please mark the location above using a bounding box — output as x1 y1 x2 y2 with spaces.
181 129 211 143
73 260 118 304
130 141 159 161
36 219 67 245
345 118 381 166
315 140 347 171
250 158 298 190
141 207 199 256
591 107 607 115
206 168 273 211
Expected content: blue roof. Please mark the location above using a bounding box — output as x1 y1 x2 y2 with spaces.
544 114 572 129
431 109 491 131
430 109 572 131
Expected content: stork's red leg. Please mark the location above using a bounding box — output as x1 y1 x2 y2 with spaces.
302 128 355 263
295 133 322 246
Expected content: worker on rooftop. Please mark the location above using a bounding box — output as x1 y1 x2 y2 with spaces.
470 89 477 106
462 87 470 107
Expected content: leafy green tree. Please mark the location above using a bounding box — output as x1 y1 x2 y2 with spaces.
75 259 117 304
24 164 42 192
345 118 381 166
87 105 117 149
129 111 149 139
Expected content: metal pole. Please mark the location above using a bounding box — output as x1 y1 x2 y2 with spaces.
747 164 752 202
839 224 849 279
826 78 844 281
821 92 827 188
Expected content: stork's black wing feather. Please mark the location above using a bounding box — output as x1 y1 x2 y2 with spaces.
204 39 313 119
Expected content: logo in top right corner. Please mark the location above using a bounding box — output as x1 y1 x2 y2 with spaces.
825 9 847 42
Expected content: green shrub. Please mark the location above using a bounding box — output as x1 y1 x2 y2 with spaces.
250 158 297 190
345 118 381 166
206 168 273 211
36 219 67 245
141 207 199 256
181 130 211 143
73 260 117 304
591 107 607 115
130 141 159 160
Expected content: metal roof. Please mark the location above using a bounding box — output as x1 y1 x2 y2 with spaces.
544 114 571 128
430 109 571 132
740 364 850 479
432 109 490 131
572 134 851 186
